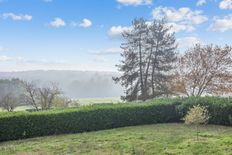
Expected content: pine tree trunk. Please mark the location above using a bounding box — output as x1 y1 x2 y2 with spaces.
144 46 153 98
151 62 155 97
138 36 144 100
151 38 159 98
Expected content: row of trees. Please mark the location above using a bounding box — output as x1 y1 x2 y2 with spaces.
114 18 232 101
0 79 71 112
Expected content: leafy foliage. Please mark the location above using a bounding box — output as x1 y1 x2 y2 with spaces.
0 97 231 141
183 105 210 141
183 105 210 125
114 18 177 101
0 101 179 141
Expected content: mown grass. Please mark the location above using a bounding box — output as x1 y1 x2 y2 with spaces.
0 123 231 155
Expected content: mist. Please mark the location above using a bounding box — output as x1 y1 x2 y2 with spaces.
0 70 123 99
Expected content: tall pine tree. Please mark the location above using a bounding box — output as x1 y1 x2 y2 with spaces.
148 19 177 98
114 18 177 101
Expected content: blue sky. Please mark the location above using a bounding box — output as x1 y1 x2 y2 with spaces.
0 0 232 72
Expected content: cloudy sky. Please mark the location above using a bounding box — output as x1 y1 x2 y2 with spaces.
0 0 232 72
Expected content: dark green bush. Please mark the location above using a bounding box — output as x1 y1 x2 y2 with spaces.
0 97 231 142
176 96 232 125
0 102 180 141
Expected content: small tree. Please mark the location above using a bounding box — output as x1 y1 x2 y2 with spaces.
22 81 40 111
52 96 71 108
183 105 210 141
38 83 61 110
0 93 17 112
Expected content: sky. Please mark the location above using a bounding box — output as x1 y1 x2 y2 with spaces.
0 0 232 72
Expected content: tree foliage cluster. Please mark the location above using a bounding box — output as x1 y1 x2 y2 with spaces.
114 18 177 101
175 44 232 96
115 18 232 101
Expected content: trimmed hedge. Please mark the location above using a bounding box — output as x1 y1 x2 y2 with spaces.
0 97 231 141
0 102 180 141
176 97 232 126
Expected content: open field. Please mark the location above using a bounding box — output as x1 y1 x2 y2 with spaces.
0 106 34 112
0 123 231 155
77 97 121 105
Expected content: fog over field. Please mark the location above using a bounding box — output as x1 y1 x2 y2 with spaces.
0 70 123 99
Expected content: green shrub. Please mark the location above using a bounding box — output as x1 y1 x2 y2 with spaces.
0 96 231 142
176 96 232 125
183 105 210 141
0 102 180 141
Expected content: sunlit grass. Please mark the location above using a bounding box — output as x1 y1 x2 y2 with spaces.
0 123 231 155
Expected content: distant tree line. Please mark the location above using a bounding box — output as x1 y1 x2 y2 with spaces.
0 79 23 112
114 17 232 101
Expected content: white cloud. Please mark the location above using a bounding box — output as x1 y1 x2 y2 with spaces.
208 14 232 32
177 37 201 49
0 56 11 61
197 0 206 6
50 18 66 28
152 7 207 24
2 13 32 21
89 48 122 55
167 22 195 33
117 0 152 6
79 18 92 28
108 26 132 38
152 7 207 32
219 0 232 10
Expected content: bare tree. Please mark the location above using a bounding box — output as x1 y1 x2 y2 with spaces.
38 83 61 110
23 81 64 110
22 81 40 111
175 44 232 96
0 93 17 112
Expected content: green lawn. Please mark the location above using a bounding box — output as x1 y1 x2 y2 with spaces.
0 124 231 155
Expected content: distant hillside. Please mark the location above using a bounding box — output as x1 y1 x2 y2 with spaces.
0 70 123 99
